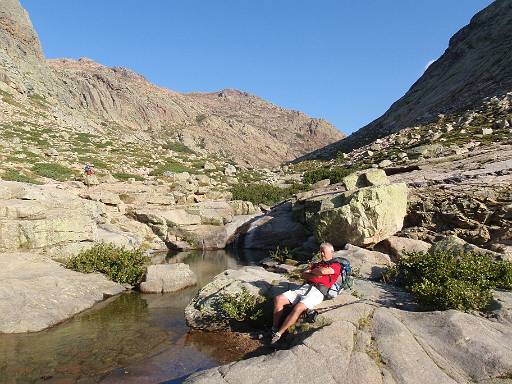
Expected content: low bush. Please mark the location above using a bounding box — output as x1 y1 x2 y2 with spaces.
270 246 291 264
218 286 271 326
384 251 512 311
162 142 194 154
112 172 144 181
32 162 75 181
78 157 109 170
2 169 42 184
75 132 95 144
195 114 207 123
29 93 50 109
65 243 150 285
149 160 194 176
303 165 362 184
231 183 308 205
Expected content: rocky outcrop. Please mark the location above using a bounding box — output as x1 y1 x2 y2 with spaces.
0 181 102 251
184 267 291 331
131 200 260 251
139 263 197 293
0 0 54 95
402 180 511 254
186 279 512 384
374 236 431 261
0 252 124 333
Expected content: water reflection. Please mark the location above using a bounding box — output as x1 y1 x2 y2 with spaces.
0 248 267 383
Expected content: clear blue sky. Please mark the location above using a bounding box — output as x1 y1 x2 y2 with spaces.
21 0 493 134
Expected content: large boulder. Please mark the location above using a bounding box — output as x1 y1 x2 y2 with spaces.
406 144 445 159
139 263 197 293
184 266 291 331
342 168 389 191
312 183 408 247
83 174 100 186
228 200 259 216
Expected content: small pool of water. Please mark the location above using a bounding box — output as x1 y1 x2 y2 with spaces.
0 248 268 383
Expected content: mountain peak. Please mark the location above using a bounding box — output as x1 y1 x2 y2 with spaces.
299 0 512 160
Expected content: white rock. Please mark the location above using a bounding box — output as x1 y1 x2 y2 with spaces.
139 263 197 293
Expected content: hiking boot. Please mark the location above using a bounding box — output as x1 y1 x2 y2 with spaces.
303 309 318 323
270 331 281 345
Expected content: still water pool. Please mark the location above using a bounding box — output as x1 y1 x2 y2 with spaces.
0 249 267 383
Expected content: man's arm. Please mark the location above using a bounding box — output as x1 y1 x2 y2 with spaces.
302 265 334 279
311 266 335 275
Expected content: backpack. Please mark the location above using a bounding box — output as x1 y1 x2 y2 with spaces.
325 257 353 299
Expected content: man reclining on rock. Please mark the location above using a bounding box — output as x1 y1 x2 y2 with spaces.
270 242 341 345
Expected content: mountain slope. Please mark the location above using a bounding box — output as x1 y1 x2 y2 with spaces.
0 0 344 167
298 0 512 160
48 58 343 166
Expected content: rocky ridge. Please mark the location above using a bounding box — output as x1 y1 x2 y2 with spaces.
298 0 512 160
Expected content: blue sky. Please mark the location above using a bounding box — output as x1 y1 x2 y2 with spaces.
21 0 493 134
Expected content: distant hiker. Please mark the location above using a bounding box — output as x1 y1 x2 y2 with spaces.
84 164 94 176
270 242 341 345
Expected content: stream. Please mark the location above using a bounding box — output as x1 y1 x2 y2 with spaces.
0 248 268 384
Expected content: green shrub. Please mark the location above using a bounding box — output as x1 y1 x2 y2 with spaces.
162 142 194 154
32 162 75 181
270 246 291 264
231 183 308 205
303 165 361 184
65 243 150 285
2 169 42 184
218 286 271 326
29 93 50 109
75 132 95 144
385 251 512 311
0 89 24 109
78 157 109 169
195 114 207 123
112 172 144 181
149 160 194 176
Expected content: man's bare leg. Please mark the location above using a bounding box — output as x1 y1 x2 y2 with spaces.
277 302 307 336
272 294 291 330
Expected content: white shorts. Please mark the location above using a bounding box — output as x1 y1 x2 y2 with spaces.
282 284 324 310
